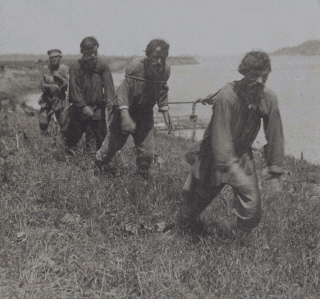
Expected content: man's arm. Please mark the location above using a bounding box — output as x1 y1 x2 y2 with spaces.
262 92 285 176
157 64 170 114
157 80 174 132
262 92 285 193
162 110 174 133
114 58 143 110
53 65 68 91
40 65 55 92
113 78 131 109
157 82 169 113
120 108 136 133
113 78 136 133
102 64 115 109
210 95 237 172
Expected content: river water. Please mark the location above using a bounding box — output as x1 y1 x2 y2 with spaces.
27 55 320 164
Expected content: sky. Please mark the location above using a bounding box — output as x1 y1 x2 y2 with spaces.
1 0 320 56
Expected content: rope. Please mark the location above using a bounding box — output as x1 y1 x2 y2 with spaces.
189 90 221 122
125 75 166 84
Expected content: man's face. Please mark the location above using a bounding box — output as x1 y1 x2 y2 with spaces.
243 69 270 104
145 47 168 79
244 69 270 90
49 56 61 68
81 45 98 69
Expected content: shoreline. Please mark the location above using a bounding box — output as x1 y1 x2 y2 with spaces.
0 56 199 102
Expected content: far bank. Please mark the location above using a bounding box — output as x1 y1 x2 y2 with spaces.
0 55 199 101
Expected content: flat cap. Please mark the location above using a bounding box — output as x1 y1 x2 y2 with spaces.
47 49 62 57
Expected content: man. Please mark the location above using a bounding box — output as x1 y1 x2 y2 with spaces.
175 51 284 234
38 49 68 136
95 39 174 179
65 36 115 152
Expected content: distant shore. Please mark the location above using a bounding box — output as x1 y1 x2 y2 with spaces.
0 56 199 101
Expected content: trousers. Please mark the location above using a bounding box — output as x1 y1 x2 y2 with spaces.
176 159 262 231
96 109 154 173
39 106 68 136
65 106 106 150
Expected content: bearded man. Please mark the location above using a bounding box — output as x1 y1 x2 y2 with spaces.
175 51 284 233
38 49 69 136
65 36 115 152
95 39 174 179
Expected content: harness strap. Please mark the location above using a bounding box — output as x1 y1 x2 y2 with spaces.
125 75 166 84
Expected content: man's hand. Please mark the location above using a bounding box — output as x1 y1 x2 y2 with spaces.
120 109 136 133
53 71 62 79
229 163 251 189
162 111 175 134
104 99 113 111
47 84 61 95
82 106 95 118
168 122 175 134
268 174 282 195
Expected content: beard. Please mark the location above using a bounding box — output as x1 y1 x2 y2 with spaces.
82 57 97 70
245 83 264 108
144 61 165 81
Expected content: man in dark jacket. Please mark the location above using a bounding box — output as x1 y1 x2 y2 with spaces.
65 36 115 152
175 51 285 233
95 39 174 178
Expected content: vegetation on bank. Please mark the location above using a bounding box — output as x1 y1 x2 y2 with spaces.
1 112 320 298
0 67 42 101
272 39 320 56
0 54 199 70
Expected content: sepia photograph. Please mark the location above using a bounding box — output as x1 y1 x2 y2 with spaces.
1 0 320 297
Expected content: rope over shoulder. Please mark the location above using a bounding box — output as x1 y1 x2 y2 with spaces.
125 75 166 84
189 89 221 122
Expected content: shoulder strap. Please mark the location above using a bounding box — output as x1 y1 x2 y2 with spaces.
124 74 166 84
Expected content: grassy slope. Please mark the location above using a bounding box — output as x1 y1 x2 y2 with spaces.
1 112 320 298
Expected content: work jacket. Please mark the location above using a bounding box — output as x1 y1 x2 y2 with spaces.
113 58 170 117
69 57 115 119
39 64 68 111
188 81 284 187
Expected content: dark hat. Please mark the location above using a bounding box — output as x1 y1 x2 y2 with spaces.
47 49 62 58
